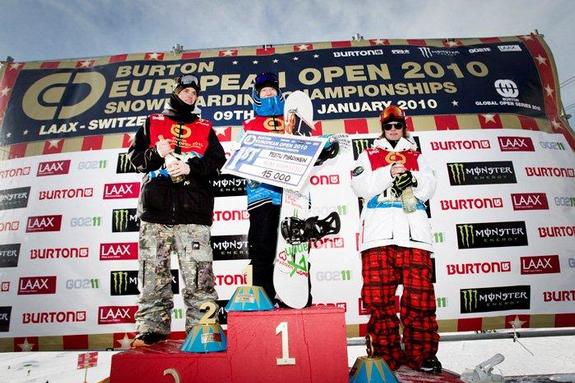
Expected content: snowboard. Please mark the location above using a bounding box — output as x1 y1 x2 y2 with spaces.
272 91 341 309
394 366 465 382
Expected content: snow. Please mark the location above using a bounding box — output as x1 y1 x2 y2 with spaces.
0 335 573 382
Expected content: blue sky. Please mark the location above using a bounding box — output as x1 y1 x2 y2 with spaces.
1 0 575 118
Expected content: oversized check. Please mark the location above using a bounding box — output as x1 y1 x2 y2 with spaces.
222 131 327 191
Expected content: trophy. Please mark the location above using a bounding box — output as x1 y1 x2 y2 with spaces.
349 334 398 383
225 285 274 312
164 153 185 183
181 301 227 353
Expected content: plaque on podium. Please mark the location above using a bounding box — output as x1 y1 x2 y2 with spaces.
180 323 227 353
181 301 227 353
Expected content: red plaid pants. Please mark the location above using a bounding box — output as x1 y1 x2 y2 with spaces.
361 245 439 370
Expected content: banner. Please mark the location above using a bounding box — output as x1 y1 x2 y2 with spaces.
0 34 572 150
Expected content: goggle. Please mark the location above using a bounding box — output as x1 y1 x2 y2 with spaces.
380 105 405 123
178 74 199 87
383 122 405 131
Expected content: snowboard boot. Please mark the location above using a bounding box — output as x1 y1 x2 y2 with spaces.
419 356 442 374
131 332 168 348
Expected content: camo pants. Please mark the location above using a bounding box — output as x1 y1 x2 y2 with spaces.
135 221 218 335
361 245 439 370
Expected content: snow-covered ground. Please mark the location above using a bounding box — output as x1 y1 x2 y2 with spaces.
0 335 574 383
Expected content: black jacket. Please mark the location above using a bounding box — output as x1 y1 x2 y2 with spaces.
129 101 226 226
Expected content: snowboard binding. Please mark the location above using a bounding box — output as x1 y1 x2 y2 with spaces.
460 353 504 383
315 138 340 166
280 212 341 245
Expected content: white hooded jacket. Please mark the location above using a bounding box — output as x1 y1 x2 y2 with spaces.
351 137 436 252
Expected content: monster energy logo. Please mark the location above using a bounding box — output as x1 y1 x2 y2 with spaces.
458 224 475 247
461 289 478 312
112 271 129 294
436 297 447 308
113 209 130 231
448 163 465 185
352 139 374 159
116 153 136 173
172 308 183 319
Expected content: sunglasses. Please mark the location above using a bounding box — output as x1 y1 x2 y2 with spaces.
179 74 199 86
383 123 405 131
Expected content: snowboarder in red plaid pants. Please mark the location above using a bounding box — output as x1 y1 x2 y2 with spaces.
351 105 441 373
361 246 439 370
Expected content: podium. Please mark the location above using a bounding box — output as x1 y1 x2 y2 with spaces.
110 306 348 383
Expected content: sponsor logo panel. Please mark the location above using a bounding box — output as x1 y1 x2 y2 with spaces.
0 166 31 179
497 45 522 52
538 226 575 238
315 270 352 282
0 220 20 232
0 187 31 210
333 49 384 58
103 182 140 199
26 215 62 233
520 255 561 275
351 138 376 160
543 290 575 302
30 247 89 260
65 278 100 289
78 160 107 170
110 270 140 296
440 197 503 211
447 161 517 185
431 139 490 151
310 236 345 250
116 153 137 174
554 196 575 207
110 270 178 296
100 242 138 260
211 235 248 260
460 285 530 313
38 187 93 200
525 167 575 178
211 174 247 197
98 306 138 324
215 273 247 287
539 141 566 151
111 209 139 232
0 306 11 332
447 261 511 275
309 174 340 186
23 310 86 324
0 244 20 267
18 276 57 295
212 209 249 222
456 221 528 249
498 136 535 152
37 160 71 176
511 193 549 210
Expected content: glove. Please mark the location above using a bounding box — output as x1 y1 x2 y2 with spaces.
390 171 417 197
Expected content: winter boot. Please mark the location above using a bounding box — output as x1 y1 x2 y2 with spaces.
131 332 168 347
419 356 442 374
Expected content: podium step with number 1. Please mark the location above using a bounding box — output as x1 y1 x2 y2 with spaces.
109 306 348 383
